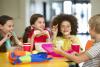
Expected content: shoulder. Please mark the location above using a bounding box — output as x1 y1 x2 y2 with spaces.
85 42 100 58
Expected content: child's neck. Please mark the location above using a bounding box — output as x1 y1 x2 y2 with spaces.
63 34 71 39
95 34 100 43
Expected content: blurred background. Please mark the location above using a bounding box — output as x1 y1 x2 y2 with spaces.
0 0 100 66
0 0 100 50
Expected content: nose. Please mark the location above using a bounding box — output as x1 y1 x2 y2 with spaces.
11 26 14 31
41 22 45 27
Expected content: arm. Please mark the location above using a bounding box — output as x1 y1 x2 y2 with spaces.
11 32 23 46
54 43 100 63
0 33 11 46
30 34 35 52
0 36 7 46
53 48 89 63
44 30 51 42
51 25 58 41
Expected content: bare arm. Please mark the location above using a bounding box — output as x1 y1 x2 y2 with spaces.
30 34 35 52
0 33 12 46
53 48 90 63
51 24 58 41
11 31 23 46
0 37 7 46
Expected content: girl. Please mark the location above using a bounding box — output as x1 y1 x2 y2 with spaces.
51 14 83 52
51 14 82 67
0 15 22 52
23 14 50 51
53 14 100 67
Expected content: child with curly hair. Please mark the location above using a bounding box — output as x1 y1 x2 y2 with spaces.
53 14 100 67
51 14 83 53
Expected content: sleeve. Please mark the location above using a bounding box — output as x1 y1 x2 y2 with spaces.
85 43 100 59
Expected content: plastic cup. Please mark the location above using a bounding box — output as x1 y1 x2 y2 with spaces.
23 43 31 51
71 44 80 53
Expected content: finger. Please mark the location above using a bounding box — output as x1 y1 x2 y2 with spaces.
7 33 12 38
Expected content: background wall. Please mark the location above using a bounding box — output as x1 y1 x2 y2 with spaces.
0 0 100 37
91 0 100 16
0 0 28 37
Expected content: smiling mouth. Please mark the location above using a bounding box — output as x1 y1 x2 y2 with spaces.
64 31 69 33
63 32 70 35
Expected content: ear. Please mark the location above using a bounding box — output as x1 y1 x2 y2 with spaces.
92 27 95 31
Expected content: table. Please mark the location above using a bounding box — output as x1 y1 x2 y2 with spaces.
0 52 70 67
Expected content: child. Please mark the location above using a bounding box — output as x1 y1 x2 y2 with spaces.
0 15 22 52
23 14 50 51
51 14 83 53
53 14 100 67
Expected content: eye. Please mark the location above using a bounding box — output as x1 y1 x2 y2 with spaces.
9 25 11 27
9 25 14 28
38 21 42 24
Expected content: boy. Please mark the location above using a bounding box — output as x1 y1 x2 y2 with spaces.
53 14 100 67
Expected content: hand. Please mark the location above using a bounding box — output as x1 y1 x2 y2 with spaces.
34 30 49 37
34 30 44 37
51 24 58 38
34 30 42 37
51 24 58 35
4 32 12 40
15 45 23 51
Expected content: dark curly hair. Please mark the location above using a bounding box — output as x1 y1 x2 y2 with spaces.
50 14 78 36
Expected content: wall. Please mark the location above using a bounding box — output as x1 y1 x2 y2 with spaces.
0 0 51 36
91 0 100 16
0 0 29 36
0 0 100 36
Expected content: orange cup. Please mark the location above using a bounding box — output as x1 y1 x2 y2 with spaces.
23 43 31 51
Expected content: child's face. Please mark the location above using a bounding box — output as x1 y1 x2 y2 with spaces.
34 17 45 30
0 20 14 34
60 21 71 36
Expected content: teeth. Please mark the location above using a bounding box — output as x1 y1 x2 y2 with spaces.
64 32 69 35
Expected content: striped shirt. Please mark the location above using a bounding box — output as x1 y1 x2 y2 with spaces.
82 42 100 67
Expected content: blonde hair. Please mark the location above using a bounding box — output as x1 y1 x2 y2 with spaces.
89 14 100 33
